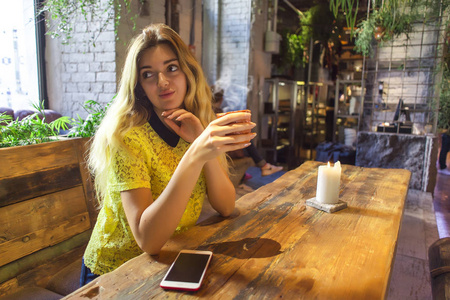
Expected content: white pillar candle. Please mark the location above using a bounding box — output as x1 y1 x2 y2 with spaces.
316 161 341 204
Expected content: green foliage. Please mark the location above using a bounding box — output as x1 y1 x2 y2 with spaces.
284 32 306 69
329 0 359 36
354 11 379 57
0 99 111 148
0 102 70 148
353 0 437 57
300 4 343 47
68 100 111 138
279 4 344 71
438 48 450 130
37 0 143 45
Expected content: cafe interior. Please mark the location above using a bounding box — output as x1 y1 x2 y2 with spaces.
0 0 449 299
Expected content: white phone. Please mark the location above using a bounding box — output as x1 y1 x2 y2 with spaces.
160 249 213 291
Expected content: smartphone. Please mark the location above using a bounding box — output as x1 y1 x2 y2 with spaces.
160 249 213 291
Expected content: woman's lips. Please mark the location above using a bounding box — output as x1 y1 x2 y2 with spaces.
159 90 174 98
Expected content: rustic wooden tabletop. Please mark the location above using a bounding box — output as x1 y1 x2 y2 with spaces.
65 160 411 300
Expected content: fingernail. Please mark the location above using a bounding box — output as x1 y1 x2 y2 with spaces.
161 112 166 116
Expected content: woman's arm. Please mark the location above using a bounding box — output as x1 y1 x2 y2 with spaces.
121 149 205 255
202 158 236 217
122 111 256 255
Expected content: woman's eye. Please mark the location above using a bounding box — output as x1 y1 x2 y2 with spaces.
167 65 179 72
142 71 154 79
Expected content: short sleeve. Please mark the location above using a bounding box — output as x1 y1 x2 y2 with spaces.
109 131 151 192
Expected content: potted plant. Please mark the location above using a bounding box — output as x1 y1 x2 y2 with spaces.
0 102 71 148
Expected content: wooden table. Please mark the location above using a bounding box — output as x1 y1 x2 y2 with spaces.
65 161 411 299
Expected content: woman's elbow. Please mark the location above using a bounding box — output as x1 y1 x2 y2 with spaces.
219 202 235 217
137 237 164 256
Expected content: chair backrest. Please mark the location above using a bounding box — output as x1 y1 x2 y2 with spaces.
0 138 97 269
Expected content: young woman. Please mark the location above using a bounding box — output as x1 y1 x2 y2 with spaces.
80 23 256 286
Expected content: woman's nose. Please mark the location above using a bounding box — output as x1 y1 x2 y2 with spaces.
157 72 169 88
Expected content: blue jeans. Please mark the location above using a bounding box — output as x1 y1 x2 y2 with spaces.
80 258 100 287
439 133 450 170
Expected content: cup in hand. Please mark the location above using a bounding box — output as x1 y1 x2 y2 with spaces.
216 109 252 143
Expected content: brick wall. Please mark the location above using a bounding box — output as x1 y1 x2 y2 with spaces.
216 0 252 112
57 11 116 119
47 1 165 119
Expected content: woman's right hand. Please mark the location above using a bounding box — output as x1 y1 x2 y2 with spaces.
188 111 256 163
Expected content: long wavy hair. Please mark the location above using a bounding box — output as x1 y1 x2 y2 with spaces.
89 23 226 204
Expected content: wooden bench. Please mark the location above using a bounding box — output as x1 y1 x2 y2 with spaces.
0 138 98 299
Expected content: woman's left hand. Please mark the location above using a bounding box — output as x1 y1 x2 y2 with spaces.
161 109 204 143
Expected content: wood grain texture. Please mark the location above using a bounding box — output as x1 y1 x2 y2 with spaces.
0 139 79 178
0 187 91 267
75 137 100 227
64 161 411 300
0 164 82 207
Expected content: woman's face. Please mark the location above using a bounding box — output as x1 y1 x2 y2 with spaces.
138 44 187 115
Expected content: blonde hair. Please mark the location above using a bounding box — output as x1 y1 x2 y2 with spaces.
89 23 227 203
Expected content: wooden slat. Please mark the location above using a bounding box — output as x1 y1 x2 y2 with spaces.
0 163 82 207
0 186 91 267
0 278 18 298
0 230 91 285
0 242 87 297
0 139 78 178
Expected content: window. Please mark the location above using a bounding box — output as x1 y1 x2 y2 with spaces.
0 0 39 110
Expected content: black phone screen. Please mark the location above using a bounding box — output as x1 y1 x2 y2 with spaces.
165 252 211 283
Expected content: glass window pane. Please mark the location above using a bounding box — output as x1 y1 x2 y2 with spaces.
0 0 39 110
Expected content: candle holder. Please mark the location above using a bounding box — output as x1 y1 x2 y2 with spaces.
306 197 347 213
306 161 347 213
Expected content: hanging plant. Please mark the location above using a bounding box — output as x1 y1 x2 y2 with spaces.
352 0 423 57
37 0 145 45
329 0 359 36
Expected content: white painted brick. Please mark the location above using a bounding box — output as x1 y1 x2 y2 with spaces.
103 82 117 93
72 73 96 82
74 42 89 53
91 83 104 93
94 52 115 62
61 73 71 82
95 31 116 42
65 83 78 93
102 62 116 72
78 63 90 73
96 72 116 82
77 82 91 91
66 63 77 73
69 53 94 63
75 23 87 33
89 62 102 72
98 92 117 103
62 53 72 63
92 41 115 53
72 92 97 102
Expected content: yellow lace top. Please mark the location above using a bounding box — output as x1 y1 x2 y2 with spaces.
84 122 206 275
